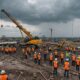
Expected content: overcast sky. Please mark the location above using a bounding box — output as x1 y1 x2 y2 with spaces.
0 0 80 37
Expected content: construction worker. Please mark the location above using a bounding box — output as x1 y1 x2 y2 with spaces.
71 54 76 66
31 47 35 53
49 53 53 66
48 47 52 52
8 47 12 53
76 57 80 71
53 58 58 76
60 51 64 65
5 47 8 54
54 50 58 58
33 52 37 64
13 47 16 53
65 51 70 61
37 53 41 65
43 50 48 61
0 70 8 80
1 47 4 53
64 58 70 78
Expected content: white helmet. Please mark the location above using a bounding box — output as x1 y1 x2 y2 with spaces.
39 53 40 54
55 58 57 61
35 52 36 53
1 70 6 74
66 58 69 61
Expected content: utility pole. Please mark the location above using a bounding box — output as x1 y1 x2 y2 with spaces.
49 28 53 40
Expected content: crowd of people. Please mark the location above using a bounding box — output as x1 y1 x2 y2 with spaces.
22 46 80 78
0 45 80 79
0 46 16 53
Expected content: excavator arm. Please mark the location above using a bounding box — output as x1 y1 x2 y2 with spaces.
1 9 32 39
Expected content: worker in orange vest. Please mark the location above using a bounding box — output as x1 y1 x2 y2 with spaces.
53 58 58 76
8 47 11 54
71 54 76 66
49 53 53 66
76 57 80 71
64 58 70 78
54 50 58 58
37 53 41 65
0 70 8 80
5 47 8 54
33 52 37 64
13 47 16 53
60 51 64 65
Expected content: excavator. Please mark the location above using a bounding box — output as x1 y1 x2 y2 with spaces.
1 9 42 47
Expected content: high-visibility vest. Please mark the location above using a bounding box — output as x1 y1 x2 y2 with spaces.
34 53 37 59
72 55 76 61
0 74 8 80
9 48 12 52
49 54 53 61
60 53 64 59
64 62 70 70
37 54 41 60
5 48 8 53
76 59 80 65
53 61 58 68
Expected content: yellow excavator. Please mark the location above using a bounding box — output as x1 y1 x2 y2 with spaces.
1 9 42 47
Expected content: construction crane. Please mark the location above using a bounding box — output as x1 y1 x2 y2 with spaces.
1 9 42 46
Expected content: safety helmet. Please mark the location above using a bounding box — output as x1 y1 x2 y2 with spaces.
35 52 36 53
77 56 80 60
77 56 79 59
66 58 69 61
39 53 40 54
0 70 6 74
55 58 57 61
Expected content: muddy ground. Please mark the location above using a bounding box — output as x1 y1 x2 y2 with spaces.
0 47 79 80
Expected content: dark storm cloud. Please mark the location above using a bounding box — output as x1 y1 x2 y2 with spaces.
0 0 80 24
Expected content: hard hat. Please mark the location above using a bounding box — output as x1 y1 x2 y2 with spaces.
35 52 36 53
0 70 6 74
77 57 79 59
55 58 57 61
39 53 40 54
77 56 80 60
66 58 69 61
